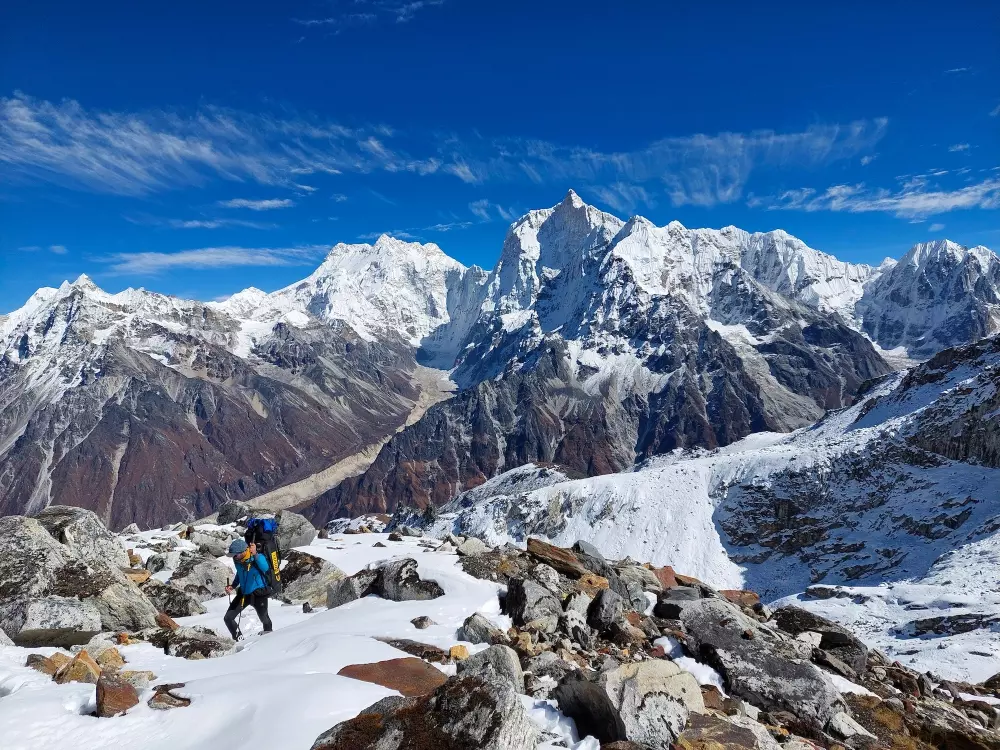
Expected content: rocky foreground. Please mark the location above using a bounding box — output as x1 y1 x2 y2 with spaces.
1 507 998 749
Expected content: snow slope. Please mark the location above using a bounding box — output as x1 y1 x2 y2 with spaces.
0 531 595 750
411 335 1000 681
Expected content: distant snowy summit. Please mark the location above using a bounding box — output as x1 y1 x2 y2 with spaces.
209 189 1000 364
2 189 999 527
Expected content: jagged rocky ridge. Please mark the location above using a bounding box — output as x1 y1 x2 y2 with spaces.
2 192 998 527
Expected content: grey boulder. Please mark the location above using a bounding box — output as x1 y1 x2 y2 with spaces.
277 510 318 552
0 515 155 643
377 558 445 602
168 553 232 602
505 578 562 630
681 599 843 727
217 501 250 525
279 550 346 608
553 660 703 746
457 613 508 645
456 537 489 557
0 596 102 647
771 605 870 675
139 578 208 617
33 506 130 570
456 644 525 693
588 588 625 634
310 675 538 750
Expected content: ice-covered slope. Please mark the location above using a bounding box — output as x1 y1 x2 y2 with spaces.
0 276 424 528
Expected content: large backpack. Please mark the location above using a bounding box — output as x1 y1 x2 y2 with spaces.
244 515 283 596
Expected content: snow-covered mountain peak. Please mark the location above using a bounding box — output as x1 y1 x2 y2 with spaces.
900 238 997 270
857 239 1000 357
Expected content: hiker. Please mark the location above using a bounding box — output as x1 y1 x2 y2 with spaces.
224 539 273 639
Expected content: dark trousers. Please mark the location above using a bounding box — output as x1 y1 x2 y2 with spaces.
224 590 272 638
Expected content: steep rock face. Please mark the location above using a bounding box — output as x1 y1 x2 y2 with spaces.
307 193 892 522
857 240 1000 357
0 279 422 529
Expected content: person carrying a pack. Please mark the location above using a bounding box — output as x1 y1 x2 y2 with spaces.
224 539 273 639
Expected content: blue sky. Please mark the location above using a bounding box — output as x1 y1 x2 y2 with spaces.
1 0 997 311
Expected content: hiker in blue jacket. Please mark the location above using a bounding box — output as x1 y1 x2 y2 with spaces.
224 539 273 639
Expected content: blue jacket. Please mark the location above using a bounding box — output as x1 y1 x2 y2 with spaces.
233 553 270 596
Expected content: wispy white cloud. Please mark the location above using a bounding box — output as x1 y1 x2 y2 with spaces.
49 244 68 255
945 67 970 73
18 245 41 252
448 119 889 207
756 175 1000 219
948 143 971 152
425 221 473 232
0 92 889 210
357 230 420 241
218 198 295 210
861 154 878 166
331 193 348 202
929 223 946 232
125 214 275 230
468 198 516 222
992 104 1000 117
100 245 325 274
0 93 442 196
588 183 655 214
367 189 397 206
294 0 443 30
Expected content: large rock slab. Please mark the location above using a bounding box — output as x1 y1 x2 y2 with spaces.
526 537 589 578
0 515 156 642
771 605 870 674
277 510 317 552
279 550 346 608
89 581 159 632
310 675 539 750
338 657 448 697
168 553 232 602
505 578 562 630
553 660 704 746
374 558 444 602
456 645 524 693
139 579 207 617
0 596 102 647
680 599 842 726
33 506 130 570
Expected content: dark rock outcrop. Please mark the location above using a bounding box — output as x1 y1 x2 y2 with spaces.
310 676 539 750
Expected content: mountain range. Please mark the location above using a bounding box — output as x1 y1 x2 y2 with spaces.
2 190 998 529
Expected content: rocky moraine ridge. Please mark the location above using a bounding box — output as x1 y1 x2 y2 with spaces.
0 505 998 749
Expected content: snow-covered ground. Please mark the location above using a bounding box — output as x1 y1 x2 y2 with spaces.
416 344 1000 685
0 533 593 750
